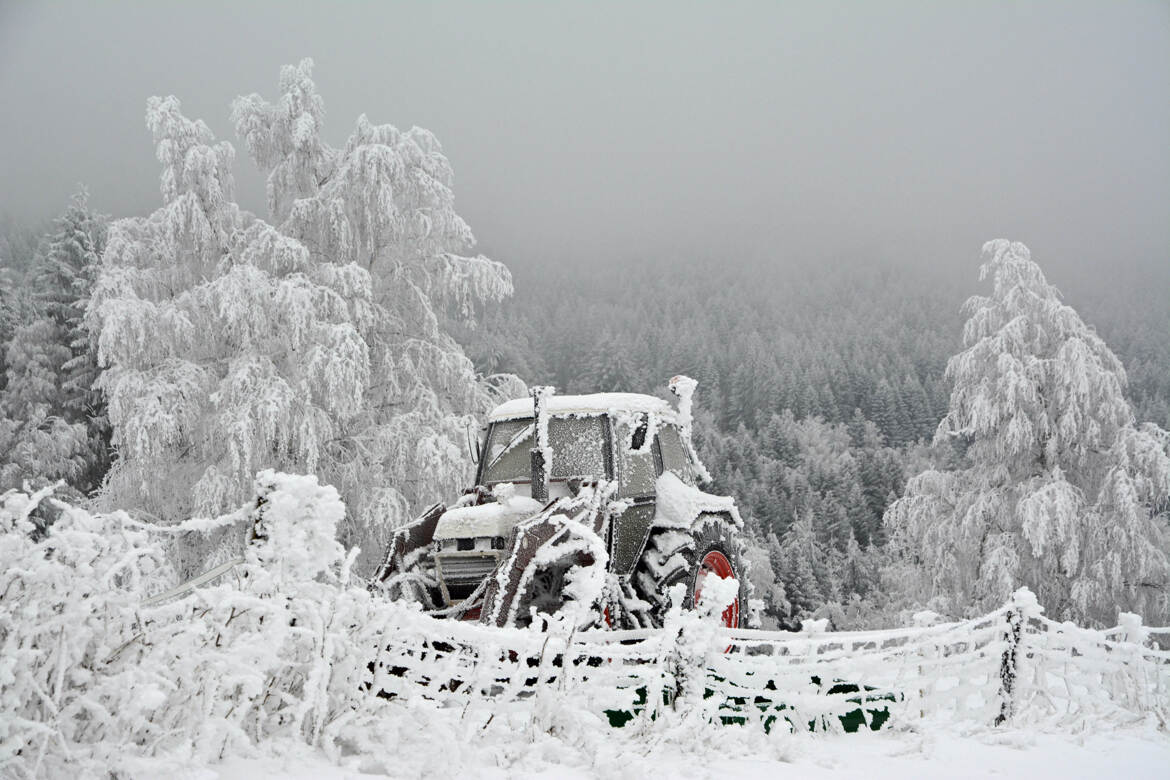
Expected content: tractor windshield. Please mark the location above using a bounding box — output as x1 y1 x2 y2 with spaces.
482 415 608 486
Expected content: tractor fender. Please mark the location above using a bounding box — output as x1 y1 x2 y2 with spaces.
374 502 445 585
480 484 618 627
652 471 744 531
480 506 566 627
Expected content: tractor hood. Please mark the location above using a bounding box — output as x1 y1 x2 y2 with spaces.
434 494 544 540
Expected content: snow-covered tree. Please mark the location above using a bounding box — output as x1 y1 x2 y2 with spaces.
885 240 1170 624
744 533 789 628
231 59 522 569
0 269 17 393
0 191 108 495
90 96 386 575
835 531 875 601
775 511 827 618
0 319 88 493
91 63 520 576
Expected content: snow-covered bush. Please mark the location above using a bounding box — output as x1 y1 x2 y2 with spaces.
5 468 1165 778
0 485 167 774
0 473 402 776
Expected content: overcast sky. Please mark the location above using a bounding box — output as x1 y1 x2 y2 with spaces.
1 1 1167 279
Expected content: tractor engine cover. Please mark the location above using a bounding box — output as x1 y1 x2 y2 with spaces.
432 492 542 606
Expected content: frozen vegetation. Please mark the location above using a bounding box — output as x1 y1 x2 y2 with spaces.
2 476 1167 777
1 57 1168 777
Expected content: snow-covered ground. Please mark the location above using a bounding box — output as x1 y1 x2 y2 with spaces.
174 728 1170 780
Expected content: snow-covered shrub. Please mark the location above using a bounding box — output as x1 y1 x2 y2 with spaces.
0 472 403 776
5 469 1166 778
0 485 167 775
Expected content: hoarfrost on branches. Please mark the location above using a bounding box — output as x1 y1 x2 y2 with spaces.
885 240 1170 625
0 474 410 776
90 60 521 576
89 96 376 576
230 59 522 572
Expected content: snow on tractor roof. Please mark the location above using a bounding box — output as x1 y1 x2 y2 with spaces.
487 392 677 422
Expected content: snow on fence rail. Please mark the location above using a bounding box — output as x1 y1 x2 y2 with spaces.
370 588 1170 734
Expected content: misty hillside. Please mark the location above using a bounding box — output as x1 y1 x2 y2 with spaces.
468 256 1169 434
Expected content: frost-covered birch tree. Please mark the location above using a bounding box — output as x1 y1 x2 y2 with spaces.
231 59 522 569
90 96 384 574
885 240 1170 624
91 65 520 576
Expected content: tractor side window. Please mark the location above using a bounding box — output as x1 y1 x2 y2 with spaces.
548 416 607 479
658 424 695 485
616 416 658 497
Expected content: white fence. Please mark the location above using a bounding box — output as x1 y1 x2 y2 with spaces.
370 588 1170 733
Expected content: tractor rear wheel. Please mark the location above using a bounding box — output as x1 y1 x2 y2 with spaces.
631 513 751 628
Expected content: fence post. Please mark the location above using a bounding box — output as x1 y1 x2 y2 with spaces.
995 587 1040 726
912 610 941 720
1117 612 1147 646
1117 611 1149 713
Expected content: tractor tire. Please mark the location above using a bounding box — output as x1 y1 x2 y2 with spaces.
512 556 571 629
631 513 752 628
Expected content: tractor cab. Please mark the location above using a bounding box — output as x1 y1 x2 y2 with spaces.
476 392 699 497
433 392 700 607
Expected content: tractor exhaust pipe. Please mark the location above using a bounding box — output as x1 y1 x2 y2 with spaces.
530 386 554 503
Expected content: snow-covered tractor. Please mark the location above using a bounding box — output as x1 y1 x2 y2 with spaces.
375 377 754 630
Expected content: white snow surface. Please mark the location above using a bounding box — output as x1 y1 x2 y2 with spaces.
435 493 543 539
653 470 743 529
488 392 676 422
141 726 1170 780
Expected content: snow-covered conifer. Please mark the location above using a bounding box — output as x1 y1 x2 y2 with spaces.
885 240 1170 624
776 511 827 618
0 191 108 494
744 534 789 627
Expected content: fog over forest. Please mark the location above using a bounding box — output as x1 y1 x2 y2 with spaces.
3 0 1168 626
3 1 1168 273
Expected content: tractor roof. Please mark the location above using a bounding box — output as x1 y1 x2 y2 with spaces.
487 392 677 422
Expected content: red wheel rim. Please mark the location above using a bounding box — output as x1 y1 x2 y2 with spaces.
693 550 740 629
